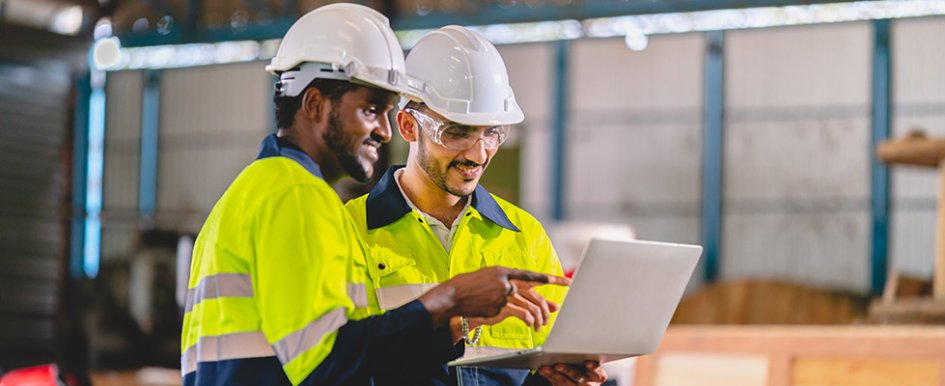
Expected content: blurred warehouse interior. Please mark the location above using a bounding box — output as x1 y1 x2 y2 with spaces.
1 0 945 384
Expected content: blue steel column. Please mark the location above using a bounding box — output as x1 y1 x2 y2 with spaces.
70 73 91 278
82 71 107 277
139 70 160 225
551 39 570 221
702 31 724 283
870 19 891 295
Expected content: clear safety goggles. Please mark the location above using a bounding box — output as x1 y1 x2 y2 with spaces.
404 108 510 151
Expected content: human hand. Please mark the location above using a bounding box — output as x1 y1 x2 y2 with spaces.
419 267 569 327
537 361 608 386
468 280 560 332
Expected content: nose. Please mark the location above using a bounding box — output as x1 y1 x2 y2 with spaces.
462 137 489 165
375 114 393 143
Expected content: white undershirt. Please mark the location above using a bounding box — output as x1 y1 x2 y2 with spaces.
394 168 470 251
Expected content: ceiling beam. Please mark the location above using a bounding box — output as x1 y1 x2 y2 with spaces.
392 0 861 30
118 0 869 47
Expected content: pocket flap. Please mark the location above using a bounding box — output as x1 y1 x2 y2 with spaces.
367 247 416 278
480 248 528 267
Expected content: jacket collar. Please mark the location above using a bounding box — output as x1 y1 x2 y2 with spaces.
365 165 520 232
256 133 324 179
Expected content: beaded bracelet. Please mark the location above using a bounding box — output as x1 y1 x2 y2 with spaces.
460 317 482 345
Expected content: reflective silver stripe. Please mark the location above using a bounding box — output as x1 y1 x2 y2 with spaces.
272 307 347 365
185 273 254 312
180 331 274 375
348 283 368 308
375 283 437 310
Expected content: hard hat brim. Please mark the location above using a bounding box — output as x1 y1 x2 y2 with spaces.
430 104 525 127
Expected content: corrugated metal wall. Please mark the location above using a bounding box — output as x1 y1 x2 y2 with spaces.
723 22 872 293
890 17 945 278
155 62 271 234
102 70 143 264
0 60 71 367
499 43 554 215
99 62 272 259
98 62 271 261
567 34 704 250
512 22 935 294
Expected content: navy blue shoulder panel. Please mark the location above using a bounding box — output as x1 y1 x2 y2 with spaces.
256 133 324 179
365 165 412 230
471 185 520 232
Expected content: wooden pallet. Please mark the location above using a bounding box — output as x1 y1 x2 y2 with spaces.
634 326 945 386
876 132 945 300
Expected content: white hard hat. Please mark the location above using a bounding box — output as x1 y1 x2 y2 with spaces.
405 26 524 126
267 3 409 97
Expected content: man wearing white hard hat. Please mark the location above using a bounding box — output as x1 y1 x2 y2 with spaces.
346 26 608 386
181 6 567 386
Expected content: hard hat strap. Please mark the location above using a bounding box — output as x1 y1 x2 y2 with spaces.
274 62 351 98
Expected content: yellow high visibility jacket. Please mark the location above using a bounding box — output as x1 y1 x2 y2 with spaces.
345 166 567 386
182 134 407 386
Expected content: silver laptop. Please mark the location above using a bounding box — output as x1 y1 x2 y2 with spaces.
448 238 702 369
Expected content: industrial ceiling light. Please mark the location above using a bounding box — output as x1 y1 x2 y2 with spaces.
50 4 82 35
92 36 121 70
2 0 88 35
93 17 111 39
624 28 648 51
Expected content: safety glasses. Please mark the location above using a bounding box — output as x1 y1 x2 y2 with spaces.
404 108 510 151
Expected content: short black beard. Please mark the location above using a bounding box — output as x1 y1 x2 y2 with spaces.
417 134 485 197
323 109 370 183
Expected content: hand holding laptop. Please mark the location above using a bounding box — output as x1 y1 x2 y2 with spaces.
449 239 703 369
538 362 608 386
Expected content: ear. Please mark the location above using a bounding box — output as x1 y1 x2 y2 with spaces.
396 110 418 143
301 87 326 122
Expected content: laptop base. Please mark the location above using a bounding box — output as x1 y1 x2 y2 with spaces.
449 349 634 369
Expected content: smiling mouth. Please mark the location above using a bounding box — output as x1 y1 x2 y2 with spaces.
363 138 381 148
451 163 482 179
362 143 380 160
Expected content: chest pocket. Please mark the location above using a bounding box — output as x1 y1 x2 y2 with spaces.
367 247 436 311
479 248 535 347
480 247 532 271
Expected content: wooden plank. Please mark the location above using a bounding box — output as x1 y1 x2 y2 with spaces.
791 358 940 386
882 271 900 304
768 354 793 386
939 359 945 386
876 134 945 168
653 352 768 386
638 327 945 386
672 280 868 325
655 326 945 357
869 298 945 323
634 355 658 386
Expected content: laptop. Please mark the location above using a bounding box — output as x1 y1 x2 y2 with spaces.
448 238 702 369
